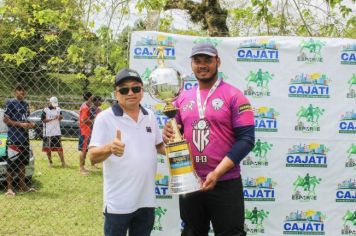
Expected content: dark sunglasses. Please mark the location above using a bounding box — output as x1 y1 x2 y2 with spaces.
117 86 142 95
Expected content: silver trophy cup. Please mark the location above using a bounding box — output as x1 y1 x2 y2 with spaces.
149 66 201 195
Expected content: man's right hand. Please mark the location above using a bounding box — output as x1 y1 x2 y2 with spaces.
111 130 125 157
163 121 175 144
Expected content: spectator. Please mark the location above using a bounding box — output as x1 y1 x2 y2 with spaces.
90 95 103 121
89 95 102 170
78 91 94 175
3 84 37 197
89 68 165 236
41 96 67 168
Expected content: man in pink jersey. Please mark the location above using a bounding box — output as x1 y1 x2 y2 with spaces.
163 43 255 236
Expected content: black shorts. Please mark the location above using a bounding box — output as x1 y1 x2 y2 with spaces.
180 177 246 236
42 136 63 152
6 142 31 172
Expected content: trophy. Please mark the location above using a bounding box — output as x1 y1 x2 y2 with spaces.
148 50 201 195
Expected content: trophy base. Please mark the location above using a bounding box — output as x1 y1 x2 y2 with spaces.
165 140 201 195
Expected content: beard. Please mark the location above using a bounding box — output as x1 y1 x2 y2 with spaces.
195 65 219 83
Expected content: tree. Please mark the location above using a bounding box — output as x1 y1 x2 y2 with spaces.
0 0 100 94
135 0 355 37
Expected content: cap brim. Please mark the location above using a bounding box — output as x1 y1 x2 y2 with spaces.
190 51 217 57
115 76 143 86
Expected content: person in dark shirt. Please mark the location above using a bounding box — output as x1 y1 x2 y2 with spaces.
3 84 36 197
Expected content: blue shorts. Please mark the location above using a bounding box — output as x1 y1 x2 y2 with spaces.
78 135 91 152
104 207 154 236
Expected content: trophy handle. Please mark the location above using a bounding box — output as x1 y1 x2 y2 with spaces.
169 118 183 143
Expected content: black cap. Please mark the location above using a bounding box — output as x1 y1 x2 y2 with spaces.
115 68 143 86
190 43 218 57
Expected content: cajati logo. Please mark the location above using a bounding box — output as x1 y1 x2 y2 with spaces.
133 35 176 60
339 110 356 134
283 210 326 235
236 38 279 63
254 106 279 132
286 143 328 168
155 174 171 199
335 178 356 203
243 176 276 201
288 73 330 98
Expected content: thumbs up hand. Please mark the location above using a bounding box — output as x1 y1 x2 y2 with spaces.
111 130 125 157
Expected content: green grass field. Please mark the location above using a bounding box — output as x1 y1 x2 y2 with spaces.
0 140 104 236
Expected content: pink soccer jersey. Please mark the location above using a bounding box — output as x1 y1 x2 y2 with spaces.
174 80 254 181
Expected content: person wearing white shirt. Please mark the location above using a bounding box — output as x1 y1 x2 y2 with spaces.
89 68 165 236
41 96 67 168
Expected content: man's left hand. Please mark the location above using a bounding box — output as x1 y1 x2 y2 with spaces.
201 171 219 191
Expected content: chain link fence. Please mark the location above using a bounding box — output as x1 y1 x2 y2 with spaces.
0 32 123 234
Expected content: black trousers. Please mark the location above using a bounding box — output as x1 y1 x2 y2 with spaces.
180 177 246 236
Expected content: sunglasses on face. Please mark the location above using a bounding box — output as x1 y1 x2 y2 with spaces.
117 86 142 95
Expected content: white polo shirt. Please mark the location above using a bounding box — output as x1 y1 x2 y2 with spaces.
89 103 163 214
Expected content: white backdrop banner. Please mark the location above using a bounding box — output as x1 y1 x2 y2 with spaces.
129 31 356 236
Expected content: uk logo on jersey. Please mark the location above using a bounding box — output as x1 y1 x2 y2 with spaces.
192 119 210 152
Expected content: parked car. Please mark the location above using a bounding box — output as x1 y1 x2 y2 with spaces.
28 109 80 139
0 108 34 184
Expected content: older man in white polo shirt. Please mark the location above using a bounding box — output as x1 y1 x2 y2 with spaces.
89 68 165 236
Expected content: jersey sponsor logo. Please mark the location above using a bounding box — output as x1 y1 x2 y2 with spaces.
239 104 252 113
182 100 195 112
211 98 224 110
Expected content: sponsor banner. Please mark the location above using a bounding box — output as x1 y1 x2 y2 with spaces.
130 31 356 236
